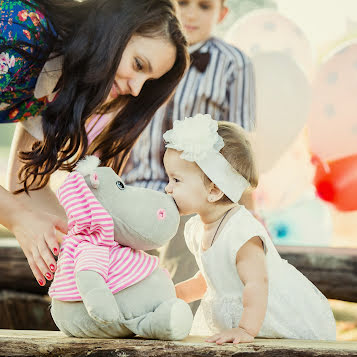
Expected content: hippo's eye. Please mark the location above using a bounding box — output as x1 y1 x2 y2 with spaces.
116 180 125 190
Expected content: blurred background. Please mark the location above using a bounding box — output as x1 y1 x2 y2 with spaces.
1 0 357 340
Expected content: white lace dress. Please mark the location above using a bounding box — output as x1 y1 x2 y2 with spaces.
184 207 336 340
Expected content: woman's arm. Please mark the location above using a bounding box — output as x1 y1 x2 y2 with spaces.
5 123 68 285
207 236 268 344
175 271 207 303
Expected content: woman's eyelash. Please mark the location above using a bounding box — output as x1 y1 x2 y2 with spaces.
135 58 143 70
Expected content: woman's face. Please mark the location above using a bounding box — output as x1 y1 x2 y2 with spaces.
108 35 177 100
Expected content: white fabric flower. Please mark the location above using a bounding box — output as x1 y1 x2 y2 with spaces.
163 114 224 162
0 52 15 74
0 103 10 110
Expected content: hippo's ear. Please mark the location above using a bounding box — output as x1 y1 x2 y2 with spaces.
75 156 100 177
90 172 100 189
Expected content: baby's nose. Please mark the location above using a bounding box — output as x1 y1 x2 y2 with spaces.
165 183 171 194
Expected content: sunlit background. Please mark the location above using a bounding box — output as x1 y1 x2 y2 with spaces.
1 0 357 340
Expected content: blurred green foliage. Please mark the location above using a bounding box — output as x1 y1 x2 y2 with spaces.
0 124 15 148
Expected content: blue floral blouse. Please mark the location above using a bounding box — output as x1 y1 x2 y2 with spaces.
0 0 56 123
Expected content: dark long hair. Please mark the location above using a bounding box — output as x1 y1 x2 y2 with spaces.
17 0 188 192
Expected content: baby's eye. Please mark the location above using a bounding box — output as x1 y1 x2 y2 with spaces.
174 178 180 183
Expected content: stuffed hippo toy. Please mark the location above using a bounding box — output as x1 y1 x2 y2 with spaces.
49 156 193 340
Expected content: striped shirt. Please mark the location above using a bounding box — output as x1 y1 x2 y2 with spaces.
122 37 255 192
48 172 158 301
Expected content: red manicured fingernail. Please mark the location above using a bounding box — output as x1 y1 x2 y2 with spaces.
45 273 52 280
53 248 58 254
50 264 56 272
38 279 44 286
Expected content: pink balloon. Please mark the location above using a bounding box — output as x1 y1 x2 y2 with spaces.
253 129 315 212
307 41 357 161
225 9 314 79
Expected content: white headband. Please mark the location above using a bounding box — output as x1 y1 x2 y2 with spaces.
163 114 250 203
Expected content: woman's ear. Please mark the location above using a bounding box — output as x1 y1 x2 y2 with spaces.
207 182 224 203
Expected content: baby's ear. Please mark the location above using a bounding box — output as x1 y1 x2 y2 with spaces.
207 182 224 203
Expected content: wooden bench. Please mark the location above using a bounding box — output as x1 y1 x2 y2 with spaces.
1 330 357 356
1 238 357 301
1 238 357 356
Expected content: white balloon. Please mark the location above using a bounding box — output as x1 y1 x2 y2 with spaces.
225 8 314 79
251 52 311 174
253 128 315 211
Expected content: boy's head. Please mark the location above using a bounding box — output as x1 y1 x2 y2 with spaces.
177 0 228 45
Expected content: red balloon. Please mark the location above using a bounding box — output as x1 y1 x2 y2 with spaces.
312 154 357 211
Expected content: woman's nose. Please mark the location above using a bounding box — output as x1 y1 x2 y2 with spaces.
128 76 145 97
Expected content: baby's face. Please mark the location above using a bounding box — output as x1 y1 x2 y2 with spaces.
164 149 208 216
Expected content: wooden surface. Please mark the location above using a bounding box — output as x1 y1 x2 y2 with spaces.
1 238 357 301
0 330 357 357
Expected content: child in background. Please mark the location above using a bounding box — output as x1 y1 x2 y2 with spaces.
163 114 336 344
122 0 255 303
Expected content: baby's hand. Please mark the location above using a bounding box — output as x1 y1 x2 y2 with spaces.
206 327 255 344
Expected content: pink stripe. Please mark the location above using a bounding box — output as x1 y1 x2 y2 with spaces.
50 171 158 301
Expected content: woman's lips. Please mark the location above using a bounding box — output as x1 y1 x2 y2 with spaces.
110 81 121 98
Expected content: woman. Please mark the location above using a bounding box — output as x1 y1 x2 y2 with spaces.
0 0 188 286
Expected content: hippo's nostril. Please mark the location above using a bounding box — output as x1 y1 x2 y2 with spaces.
157 208 166 220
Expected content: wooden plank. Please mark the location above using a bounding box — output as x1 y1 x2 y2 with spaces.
0 291 57 330
0 238 48 295
0 330 357 357
1 238 357 302
278 246 357 302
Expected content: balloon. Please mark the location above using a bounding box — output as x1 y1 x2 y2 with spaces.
250 52 311 174
262 193 333 247
253 128 315 212
312 154 357 212
307 40 357 161
225 9 314 79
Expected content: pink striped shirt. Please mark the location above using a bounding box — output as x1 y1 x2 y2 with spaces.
48 172 158 301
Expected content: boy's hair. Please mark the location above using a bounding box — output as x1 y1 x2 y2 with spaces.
203 121 258 204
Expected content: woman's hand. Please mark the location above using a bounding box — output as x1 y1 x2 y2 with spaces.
206 327 255 345
11 208 68 286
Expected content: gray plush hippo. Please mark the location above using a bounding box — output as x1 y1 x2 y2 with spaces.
49 156 193 340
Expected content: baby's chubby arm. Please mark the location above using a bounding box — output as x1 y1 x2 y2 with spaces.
207 236 268 344
175 271 207 303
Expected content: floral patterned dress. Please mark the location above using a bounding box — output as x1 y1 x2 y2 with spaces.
0 0 56 123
